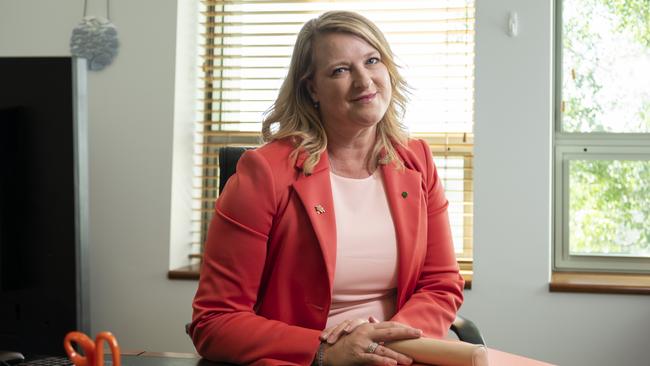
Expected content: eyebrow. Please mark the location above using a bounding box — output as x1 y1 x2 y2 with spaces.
323 50 380 71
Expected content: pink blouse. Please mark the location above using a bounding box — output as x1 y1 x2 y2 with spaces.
326 170 398 328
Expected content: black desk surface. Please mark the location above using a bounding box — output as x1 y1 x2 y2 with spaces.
119 355 232 366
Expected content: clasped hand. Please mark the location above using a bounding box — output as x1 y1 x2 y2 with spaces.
318 317 421 365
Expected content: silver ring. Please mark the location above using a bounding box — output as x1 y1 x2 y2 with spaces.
366 342 379 353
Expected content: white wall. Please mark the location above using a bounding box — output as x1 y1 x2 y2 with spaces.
1 1 649 365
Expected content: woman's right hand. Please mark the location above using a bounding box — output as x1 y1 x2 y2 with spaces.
322 321 421 365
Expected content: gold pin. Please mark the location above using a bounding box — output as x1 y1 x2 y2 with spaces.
314 204 326 214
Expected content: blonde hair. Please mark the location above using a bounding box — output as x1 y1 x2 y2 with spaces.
261 11 409 174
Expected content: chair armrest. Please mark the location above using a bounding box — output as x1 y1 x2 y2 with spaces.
450 315 486 346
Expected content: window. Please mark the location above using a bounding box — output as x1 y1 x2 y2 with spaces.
191 0 475 274
554 0 650 273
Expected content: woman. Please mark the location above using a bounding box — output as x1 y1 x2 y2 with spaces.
190 11 464 366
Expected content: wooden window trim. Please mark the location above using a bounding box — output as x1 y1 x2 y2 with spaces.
549 271 650 295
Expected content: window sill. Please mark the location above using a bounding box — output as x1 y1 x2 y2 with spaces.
460 270 472 290
168 264 473 290
549 271 650 295
168 264 200 280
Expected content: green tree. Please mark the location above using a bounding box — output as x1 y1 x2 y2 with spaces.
570 160 650 255
603 0 650 46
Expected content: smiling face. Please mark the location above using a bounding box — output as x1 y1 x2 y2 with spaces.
307 32 392 137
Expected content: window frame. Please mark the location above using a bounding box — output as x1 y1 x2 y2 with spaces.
552 0 650 274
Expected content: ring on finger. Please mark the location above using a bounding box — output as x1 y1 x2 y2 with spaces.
366 342 380 354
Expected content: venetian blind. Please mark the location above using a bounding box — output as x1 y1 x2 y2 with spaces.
191 0 475 268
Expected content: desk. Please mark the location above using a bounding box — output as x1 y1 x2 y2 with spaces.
122 349 556 366
486 348 555 365
119 352 223 366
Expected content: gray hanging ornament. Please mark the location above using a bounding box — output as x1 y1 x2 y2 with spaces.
70 15 119 71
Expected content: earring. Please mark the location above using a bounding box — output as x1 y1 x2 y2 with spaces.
313 101 320 109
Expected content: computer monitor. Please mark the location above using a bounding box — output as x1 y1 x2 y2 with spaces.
0 57 89 355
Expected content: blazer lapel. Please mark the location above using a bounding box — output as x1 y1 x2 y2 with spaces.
292 152 337 294
381 161 423 307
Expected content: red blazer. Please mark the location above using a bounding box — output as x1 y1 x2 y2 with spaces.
190 138 464 365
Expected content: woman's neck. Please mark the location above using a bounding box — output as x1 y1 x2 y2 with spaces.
326 125 377 179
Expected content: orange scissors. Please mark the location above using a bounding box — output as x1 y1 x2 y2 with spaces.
63 331 121 366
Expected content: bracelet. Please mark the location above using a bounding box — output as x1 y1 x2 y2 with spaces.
315 341 325 366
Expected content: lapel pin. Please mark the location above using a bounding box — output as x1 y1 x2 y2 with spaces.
314 204 326 214
401 191 408 198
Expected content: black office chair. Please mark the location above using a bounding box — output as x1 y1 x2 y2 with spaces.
186 146 486 346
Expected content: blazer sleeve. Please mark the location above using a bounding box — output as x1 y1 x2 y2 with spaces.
390 139 465 338
189 149 321 365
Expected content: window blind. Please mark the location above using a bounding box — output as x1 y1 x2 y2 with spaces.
191 0 475 266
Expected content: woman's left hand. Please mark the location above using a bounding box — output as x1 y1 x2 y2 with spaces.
320 317 375 344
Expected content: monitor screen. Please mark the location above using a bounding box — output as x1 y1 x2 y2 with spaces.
0 57 88 355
